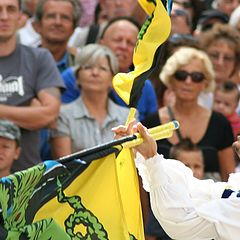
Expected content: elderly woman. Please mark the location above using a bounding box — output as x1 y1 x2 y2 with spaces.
50 44 129 158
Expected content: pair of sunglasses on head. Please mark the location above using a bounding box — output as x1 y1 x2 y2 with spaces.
174 70 205 83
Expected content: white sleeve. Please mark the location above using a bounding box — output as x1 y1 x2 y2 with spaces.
135 153 230 240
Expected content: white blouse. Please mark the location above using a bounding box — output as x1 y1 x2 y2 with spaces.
136 154 240 240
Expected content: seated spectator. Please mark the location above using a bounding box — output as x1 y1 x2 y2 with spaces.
0 120 21 178
50 44 130 158
213 81 240 139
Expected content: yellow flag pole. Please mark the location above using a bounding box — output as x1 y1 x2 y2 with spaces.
122 120 180 148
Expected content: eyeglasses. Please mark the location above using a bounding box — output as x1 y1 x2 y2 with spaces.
174 70 205 83
208 52 235 64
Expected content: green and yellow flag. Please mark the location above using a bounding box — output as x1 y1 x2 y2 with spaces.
113 0 172 110
0 121 179 239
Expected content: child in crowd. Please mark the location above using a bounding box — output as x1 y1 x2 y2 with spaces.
0 120 21 178
213 81 240 139
169 138 204 180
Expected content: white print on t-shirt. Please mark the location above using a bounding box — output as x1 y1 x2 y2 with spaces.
0 75 24 101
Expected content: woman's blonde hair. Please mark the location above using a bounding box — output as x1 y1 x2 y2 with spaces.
160 47 215 92
74 44 119 76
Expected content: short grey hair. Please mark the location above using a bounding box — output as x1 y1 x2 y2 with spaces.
160 47 215 92
74 44 119 76
35 0 82 28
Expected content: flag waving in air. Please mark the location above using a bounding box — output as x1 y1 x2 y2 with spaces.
113 0 172 111
0 122 179 240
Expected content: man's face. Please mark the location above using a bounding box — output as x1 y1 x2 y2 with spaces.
0 0 20 42
100 0 137 20
37 0 74 44
100 20 138 72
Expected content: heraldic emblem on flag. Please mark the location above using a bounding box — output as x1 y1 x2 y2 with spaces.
0 0 173 239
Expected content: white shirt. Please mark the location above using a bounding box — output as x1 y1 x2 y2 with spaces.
18 18 41 47
136 154 240 240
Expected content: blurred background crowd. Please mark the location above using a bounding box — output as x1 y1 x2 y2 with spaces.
1 0 240 239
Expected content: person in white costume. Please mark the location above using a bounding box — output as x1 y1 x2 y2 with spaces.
113 120 240 240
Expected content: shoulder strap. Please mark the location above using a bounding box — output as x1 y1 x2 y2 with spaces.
86 24 100 44
167 106 183 141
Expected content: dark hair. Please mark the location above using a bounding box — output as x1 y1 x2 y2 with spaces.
216 81 240 103
100 16 141 39
35 0 82 28
169 138 202 159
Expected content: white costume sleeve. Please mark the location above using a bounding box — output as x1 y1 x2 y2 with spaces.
136 153 240 240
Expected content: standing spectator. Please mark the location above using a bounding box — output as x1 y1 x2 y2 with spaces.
0 120 21 178
35 0 82 72
78 0 98 27
34 0 81 160
68 0 138 48
50 44 129 158
100 17 158 121
18 0 42 47
0 0 65 171
213 81 240 139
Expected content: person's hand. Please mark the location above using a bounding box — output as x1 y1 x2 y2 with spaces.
232 136 240 158
112 120 157 160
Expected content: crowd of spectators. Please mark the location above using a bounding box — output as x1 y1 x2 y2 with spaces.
1 0 240 239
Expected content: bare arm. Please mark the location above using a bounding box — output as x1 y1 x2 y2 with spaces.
51 136 72 159
0 88 61 130
218 147 236 181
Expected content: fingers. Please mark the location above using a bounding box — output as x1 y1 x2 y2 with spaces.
112 119 136 139
136 122 149 139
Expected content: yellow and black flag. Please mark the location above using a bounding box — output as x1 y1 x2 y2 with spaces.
0 121 179 240
113 0 172 112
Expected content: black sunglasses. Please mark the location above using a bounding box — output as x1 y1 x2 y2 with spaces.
174 70 205 83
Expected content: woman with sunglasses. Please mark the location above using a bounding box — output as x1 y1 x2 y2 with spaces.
141 46 235 240
143 46 235 182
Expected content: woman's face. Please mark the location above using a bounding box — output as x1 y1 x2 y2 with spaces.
170 58 207 101
207 40 236 83
77 56 113 93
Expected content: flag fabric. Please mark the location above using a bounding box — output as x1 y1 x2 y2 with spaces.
0 120 179 239
112 0 172 108
0 1 173 239
0 136 144 239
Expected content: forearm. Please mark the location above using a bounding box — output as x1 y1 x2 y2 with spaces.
0 103 60 130
218 148 236 181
